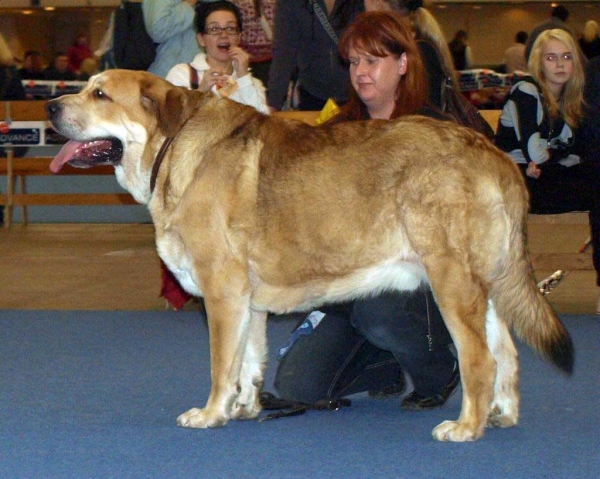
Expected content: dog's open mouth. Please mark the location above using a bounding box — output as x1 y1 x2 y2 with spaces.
50 139 123 173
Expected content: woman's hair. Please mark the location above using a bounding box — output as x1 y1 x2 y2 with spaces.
398 0 458 87
194 0 243 34
0 32 14 67
332 10 427 122
528 29 585 127
583 20 600 43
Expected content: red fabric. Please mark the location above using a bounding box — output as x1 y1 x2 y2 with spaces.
160 261 192 310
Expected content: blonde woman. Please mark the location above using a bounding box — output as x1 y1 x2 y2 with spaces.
579 20 600 60
495 29 600 311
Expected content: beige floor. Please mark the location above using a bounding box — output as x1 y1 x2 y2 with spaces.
0 222 597 314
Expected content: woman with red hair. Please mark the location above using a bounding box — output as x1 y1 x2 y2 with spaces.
266 11 459 416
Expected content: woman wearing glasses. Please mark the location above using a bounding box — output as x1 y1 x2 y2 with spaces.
495 29 600 312
166 0 269 114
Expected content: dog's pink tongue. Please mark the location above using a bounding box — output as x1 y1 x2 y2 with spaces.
49 140 85 173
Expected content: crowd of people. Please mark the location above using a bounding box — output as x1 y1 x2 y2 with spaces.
6 34 98 84
2 0 600 415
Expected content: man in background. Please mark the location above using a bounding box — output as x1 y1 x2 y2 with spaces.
503 30 528 73
18 50 45 80
44 53 77 81
525 4 573 60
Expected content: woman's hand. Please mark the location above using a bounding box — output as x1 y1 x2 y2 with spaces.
198 69 230 92
228 46 250 78
526 162 542 179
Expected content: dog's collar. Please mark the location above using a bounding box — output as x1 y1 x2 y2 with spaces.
150 136 175 194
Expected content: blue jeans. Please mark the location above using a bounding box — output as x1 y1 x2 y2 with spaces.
274 289 456 403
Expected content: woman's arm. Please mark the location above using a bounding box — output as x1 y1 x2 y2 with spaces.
231 75 270 114
143 0 195 44
165 63 192 89
509 82 551 164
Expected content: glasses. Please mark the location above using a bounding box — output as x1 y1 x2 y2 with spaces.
204 26 240 36
543 53 573 63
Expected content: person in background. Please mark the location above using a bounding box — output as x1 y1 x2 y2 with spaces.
503 30 528 73
67 34 93 75
160 0 269 309
143 0 202 78
448 29 472 71
267 0 364 111
230 0 275 89
579 20 600 60
0 33 26 100
166 0 269 113
525 4 574 61
578 55 600 164
77 57 100 81
18 50 45 80
495 29 600 314
269 11 459 412
393 0 456 110
44 53 77 81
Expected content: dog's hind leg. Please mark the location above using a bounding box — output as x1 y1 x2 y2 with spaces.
485 300 520 428
177 263 255 429
231 310 268 420
425 257 496 442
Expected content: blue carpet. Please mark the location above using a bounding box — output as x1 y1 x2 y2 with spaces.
1 310 598 479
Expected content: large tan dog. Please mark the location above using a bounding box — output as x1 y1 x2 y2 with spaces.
46 70 573 442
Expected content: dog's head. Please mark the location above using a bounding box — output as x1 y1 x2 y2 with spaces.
46 69 203 203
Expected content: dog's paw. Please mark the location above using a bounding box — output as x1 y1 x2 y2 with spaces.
177 407 229 428
231 401 261 420
432 420 484 442
487 404 519 428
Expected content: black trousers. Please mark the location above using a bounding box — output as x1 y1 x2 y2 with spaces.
520 162 600 285
274 289 456 403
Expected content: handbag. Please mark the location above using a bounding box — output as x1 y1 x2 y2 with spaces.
441 77 495 139
430 39 495 139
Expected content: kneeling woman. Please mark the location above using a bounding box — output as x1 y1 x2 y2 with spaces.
269 11 459 412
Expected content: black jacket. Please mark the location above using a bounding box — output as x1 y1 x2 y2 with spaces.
267 0 364 109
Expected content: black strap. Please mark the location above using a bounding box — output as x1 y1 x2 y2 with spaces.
189 63 199 90
309 0 338 44
258 391 351 422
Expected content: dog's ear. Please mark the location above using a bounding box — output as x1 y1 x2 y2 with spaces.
140 79 199 138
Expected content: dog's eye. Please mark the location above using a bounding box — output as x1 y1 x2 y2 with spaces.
93 89 108 100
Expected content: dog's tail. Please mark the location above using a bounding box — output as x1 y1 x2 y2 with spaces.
490 211 574 375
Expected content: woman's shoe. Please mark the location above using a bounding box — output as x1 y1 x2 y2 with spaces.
368 374 406 399
400 362 460 411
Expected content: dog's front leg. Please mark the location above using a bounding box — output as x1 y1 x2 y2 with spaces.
177 273 257 428
232 310 268 420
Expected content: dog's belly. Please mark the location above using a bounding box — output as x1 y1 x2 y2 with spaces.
250 259 428 314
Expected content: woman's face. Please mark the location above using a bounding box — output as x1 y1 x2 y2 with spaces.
198 10 241 63
348 45 407 118
541 38 574 94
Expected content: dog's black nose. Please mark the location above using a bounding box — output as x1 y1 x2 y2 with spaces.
45 100 62 121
